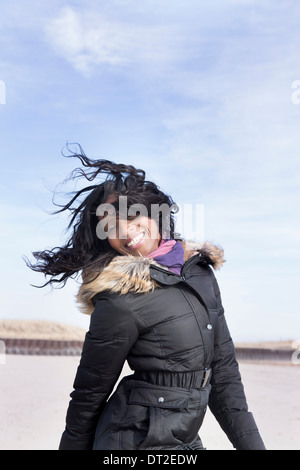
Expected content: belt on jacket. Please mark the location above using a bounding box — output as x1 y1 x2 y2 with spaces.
133 368 212 390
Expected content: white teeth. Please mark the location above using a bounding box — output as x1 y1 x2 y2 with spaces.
127 233 144 247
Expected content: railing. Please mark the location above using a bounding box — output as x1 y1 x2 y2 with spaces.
1 338 298 363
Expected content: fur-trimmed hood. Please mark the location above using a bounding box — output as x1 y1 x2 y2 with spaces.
77 240 225 315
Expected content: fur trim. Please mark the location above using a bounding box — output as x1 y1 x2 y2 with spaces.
181 240 225 271
77 256 160 315
77 241 225 315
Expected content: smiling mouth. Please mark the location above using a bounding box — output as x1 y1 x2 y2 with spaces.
126 232 145 248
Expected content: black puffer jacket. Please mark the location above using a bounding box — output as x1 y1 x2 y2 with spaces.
59 241 265 450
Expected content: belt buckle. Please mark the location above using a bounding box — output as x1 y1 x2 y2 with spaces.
201 368 211 388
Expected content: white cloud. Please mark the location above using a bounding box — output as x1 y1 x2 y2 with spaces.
44 6 182 76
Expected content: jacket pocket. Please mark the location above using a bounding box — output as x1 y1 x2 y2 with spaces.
129 383 191 409
129 382 192 449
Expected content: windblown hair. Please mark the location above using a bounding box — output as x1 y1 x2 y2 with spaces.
26 144 177 287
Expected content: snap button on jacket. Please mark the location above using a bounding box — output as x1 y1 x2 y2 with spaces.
59 241 266 450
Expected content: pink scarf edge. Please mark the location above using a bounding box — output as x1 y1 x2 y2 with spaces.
146 239 177 259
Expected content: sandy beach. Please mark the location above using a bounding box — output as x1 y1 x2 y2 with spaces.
1 320 299 450
1 354 299 450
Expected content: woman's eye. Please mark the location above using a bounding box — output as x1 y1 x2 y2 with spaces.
127 214 140 222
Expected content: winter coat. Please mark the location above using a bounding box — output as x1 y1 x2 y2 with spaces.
59 241 266 450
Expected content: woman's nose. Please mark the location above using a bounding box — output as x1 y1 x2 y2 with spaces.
127 221 139 237
118 220 137 239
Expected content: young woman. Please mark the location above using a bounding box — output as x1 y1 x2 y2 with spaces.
28 147 265 450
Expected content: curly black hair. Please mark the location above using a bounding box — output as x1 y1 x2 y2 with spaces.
26 144 178 287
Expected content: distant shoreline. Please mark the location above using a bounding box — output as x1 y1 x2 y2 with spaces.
0 319 296 347
0 319 298 363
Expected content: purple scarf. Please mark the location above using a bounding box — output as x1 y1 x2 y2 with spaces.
147 239 184 275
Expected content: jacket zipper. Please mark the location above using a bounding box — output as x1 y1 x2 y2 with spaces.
178 287 207 366
150 255 209 365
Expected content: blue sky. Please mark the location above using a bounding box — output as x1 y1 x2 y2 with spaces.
1 0 300 341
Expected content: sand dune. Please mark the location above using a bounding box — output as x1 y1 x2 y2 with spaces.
0 319 296 350
0 319 86 341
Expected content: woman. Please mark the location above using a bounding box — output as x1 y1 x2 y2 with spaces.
28 147 265 450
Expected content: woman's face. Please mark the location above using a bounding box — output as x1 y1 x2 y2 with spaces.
101 215 161 257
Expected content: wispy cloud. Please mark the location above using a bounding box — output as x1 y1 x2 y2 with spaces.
44 6 183 77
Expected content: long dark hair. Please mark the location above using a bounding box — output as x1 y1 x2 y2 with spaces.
26 144 178 287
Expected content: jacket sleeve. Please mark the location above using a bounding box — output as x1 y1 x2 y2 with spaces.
59 293 139 450
208 273 266 450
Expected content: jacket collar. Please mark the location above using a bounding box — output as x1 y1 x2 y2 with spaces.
77 240 225 315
